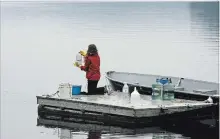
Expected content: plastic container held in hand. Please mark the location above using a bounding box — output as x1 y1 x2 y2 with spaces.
76 52 82 65
122 82 129 93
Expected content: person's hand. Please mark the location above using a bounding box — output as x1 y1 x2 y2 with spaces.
79 50 87 56
74 62 80 67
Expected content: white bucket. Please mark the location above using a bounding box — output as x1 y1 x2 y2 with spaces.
58 83 72 99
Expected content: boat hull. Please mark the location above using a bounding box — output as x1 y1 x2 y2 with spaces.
106 71 219 103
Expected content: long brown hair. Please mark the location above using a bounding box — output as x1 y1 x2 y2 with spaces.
87 44 98 56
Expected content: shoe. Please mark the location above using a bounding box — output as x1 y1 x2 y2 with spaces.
80 91 88 95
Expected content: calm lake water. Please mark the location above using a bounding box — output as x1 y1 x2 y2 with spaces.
1 1 219 139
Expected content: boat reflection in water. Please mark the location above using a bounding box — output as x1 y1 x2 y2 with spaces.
37 113 219 139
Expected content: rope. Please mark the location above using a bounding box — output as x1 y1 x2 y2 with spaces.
42 90 60 98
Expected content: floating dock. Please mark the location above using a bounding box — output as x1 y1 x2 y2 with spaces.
37 91 218 126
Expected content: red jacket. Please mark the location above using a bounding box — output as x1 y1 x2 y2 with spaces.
80 54 101 81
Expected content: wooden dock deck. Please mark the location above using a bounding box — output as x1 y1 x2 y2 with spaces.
37 91 216 119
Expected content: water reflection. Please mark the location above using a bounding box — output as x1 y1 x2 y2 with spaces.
37 114 219 139
87 131 101 139
58 129 72 139
58 129 102 139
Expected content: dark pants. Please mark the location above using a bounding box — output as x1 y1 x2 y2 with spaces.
87 80 105 95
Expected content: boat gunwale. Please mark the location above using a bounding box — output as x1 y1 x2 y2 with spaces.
105 71 219 85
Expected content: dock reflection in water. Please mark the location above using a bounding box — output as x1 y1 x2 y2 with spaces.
37 114 219 139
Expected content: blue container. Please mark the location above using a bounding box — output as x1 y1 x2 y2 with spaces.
72 85 82 95
159 78 168 85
